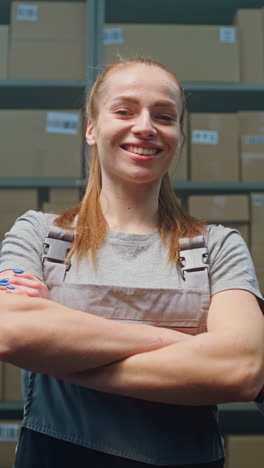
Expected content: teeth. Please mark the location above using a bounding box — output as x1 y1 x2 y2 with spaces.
126 146 158 155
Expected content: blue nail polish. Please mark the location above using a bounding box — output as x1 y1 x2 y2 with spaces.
13 269 24 274
0 279 9 283
6 285 16 290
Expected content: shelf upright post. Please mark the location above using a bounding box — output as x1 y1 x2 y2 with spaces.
95 0 105 73
86 0 105 86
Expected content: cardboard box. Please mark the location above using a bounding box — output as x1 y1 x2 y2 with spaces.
238 112 264 181
190 114 239 181
188 195 249 223
0 26 9 80
226 435 264 468
0 189 38 241
235 9 264 83
0 420 21 468
169 112 188 183
49 188 81 204
0 110 83 178
250 193 264 270
42 188 81 212
255 268 264 294
104 24 240 82
9 2 86 79
240 135 264 182
3 364 23 402
0 362 3 400
238 112 264 135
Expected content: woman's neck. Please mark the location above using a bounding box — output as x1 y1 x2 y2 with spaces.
100 180 160 234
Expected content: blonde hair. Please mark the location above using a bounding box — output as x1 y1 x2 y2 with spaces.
54 57 205 263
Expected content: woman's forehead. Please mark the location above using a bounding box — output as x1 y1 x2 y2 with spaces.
100 64 181 105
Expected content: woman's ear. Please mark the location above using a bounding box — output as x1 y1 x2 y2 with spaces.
86 119 96 146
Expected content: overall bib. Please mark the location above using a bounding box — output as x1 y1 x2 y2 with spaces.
16 221 224 466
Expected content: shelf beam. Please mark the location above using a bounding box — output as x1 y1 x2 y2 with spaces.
0 179 86 188
174 182 264 195
0 180 263 193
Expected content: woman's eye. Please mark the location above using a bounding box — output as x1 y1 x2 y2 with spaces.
115 109 131 116
158 114 175 122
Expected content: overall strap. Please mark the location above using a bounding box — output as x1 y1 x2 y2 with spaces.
179 234 209 289
42 225 74 271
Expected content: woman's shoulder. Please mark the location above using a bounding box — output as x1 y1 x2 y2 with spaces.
16 209 58 226
9 210 60 241
207 223 246 250
206 223 251 272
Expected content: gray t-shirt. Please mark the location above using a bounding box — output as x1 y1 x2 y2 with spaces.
0 210 263 305
1 210 263 465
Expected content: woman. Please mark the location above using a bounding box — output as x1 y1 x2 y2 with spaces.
0 57 263 468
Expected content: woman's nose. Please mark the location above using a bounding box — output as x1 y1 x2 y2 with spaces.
132 112 157 137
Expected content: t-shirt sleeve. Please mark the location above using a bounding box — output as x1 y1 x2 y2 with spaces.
0 210 48 281
208 224 264 313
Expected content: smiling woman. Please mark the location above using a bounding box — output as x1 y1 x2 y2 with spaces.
0 57 263 468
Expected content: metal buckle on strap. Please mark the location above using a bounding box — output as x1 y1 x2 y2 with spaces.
180 246 209 280
42 237 72 271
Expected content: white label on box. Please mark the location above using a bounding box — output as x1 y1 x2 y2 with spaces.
219 27 236 43
213 196 225 207
104 28 124 45
0 424 20 441
245 136 264 145
46 113 79 135
192 130 218 145
252 195 263 207
17 5 38 21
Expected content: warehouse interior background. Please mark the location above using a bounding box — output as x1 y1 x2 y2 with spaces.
0 0 264 467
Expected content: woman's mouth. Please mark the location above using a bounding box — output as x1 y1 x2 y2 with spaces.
121 144 162 159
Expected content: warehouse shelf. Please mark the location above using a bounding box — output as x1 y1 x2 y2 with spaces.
105 0 262 25
0 80 88 109
0 80 87 87
0 402 23 421
0 180 263 192
0 179 86 188
184 83 264 112
1 401 263 434
0 80 263 110
174 182 264 195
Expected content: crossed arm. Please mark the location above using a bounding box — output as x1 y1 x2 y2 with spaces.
0 270 264 406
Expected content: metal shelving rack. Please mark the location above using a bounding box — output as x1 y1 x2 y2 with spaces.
0 0 264 433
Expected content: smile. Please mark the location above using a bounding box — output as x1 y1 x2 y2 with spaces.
122 145 161 156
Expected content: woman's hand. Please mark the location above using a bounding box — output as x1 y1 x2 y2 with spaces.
0 270 49 299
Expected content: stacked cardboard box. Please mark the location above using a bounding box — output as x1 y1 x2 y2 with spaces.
0 362 3 400
104 24 240 82
0 110 83 179
190 114 239 182
238 112 264 182
251 193 264 293
0 189 38 241
9 1 86 80
169 112 188 184
188 195 249 246
226 435 264 468
235 9 264 83
0 26 9 79
3 364 23 402
42 188 81 212
0 420 21 468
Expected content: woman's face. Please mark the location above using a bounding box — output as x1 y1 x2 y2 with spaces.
87 63 182 187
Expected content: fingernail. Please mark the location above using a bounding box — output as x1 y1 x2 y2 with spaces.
6 285 16 290
0 279 9 283
12 269 24 274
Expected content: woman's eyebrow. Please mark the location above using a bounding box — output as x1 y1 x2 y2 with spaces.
111 96 177 108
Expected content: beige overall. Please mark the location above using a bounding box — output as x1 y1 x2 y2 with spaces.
21 222 224 465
